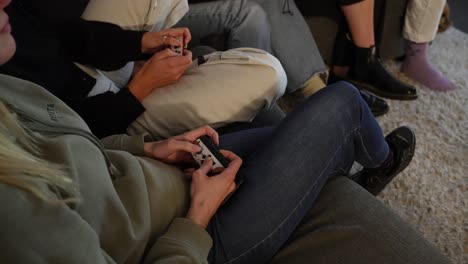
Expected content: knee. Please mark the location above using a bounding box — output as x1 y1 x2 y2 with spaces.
237 49 287 106
256 52 288 100
239 0 270 30
244 1 268 18
319 81 361 109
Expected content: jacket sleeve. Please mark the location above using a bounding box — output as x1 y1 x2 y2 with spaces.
59 20 147 71
101 134 153 156
20 0 147 70
64 87 146 139
0 185 212 264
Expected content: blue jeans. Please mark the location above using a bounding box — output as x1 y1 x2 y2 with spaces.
211 82 389 263
178 0 327 93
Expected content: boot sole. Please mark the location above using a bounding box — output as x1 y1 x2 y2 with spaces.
348 80 418 101
372 105 389 117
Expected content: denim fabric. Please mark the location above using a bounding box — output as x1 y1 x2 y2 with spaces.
212 81 389 263
179 0 327 93
178 0 273 51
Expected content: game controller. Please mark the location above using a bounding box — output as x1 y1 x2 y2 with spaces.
169 36 184 56
191 136 229 170
191 136 244 204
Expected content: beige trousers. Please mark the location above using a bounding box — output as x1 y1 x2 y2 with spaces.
129 48 287 139
79 0 287 139
403 0 446 43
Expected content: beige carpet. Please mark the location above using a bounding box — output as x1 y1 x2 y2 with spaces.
378 27 467 264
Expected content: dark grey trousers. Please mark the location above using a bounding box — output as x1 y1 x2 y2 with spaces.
181 0 327 93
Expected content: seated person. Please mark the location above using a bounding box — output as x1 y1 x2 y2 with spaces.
186 0 327 95
400 0 456 91
185 0 389 116
1 2 453 262
0 0 286 139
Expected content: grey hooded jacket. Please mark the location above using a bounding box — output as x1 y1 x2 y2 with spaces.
0 74 211 264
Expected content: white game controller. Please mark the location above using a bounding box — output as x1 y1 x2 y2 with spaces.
191 136 245 204
169 36 185 56
191 136 229 170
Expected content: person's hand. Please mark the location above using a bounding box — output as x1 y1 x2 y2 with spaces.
144 126 219 165
141 28 192 54
128 48 193 101
185 150 243 228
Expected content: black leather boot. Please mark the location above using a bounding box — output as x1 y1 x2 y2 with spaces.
359 90 389 117
355 126 416 195
347 46 418 100
328 73 389 117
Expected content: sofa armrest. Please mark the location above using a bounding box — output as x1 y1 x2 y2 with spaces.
270 176 453 264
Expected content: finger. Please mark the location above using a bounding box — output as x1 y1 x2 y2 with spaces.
182 50 193 64
211 167 224 174
219 150 243 174
184 168 196 179
168 27 192 44
196 125 219 145
228 182 236 193
182 155 200 167
197 157 213 175
168 139 201 154
183 28 192 44
203 125 219 145
219 150 241 163
174 125 219 145
167 51 192 67
152 48 177 60
164 36 182 47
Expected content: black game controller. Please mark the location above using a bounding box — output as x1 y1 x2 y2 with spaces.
191 136 244 202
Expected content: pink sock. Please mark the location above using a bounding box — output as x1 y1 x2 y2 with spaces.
401 42 456 92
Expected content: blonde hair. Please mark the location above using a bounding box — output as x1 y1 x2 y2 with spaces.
0 101 79 203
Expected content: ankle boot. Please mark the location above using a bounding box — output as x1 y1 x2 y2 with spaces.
347 46 418 100
355 126 416 195
328 73 389 117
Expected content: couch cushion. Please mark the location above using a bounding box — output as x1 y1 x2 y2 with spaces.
270 176 452 264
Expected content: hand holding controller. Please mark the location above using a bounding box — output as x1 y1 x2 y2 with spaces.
191 136 229 170
169 36 185 56
191 136 245 203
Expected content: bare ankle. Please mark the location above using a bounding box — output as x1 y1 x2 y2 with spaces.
333 66 350 78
